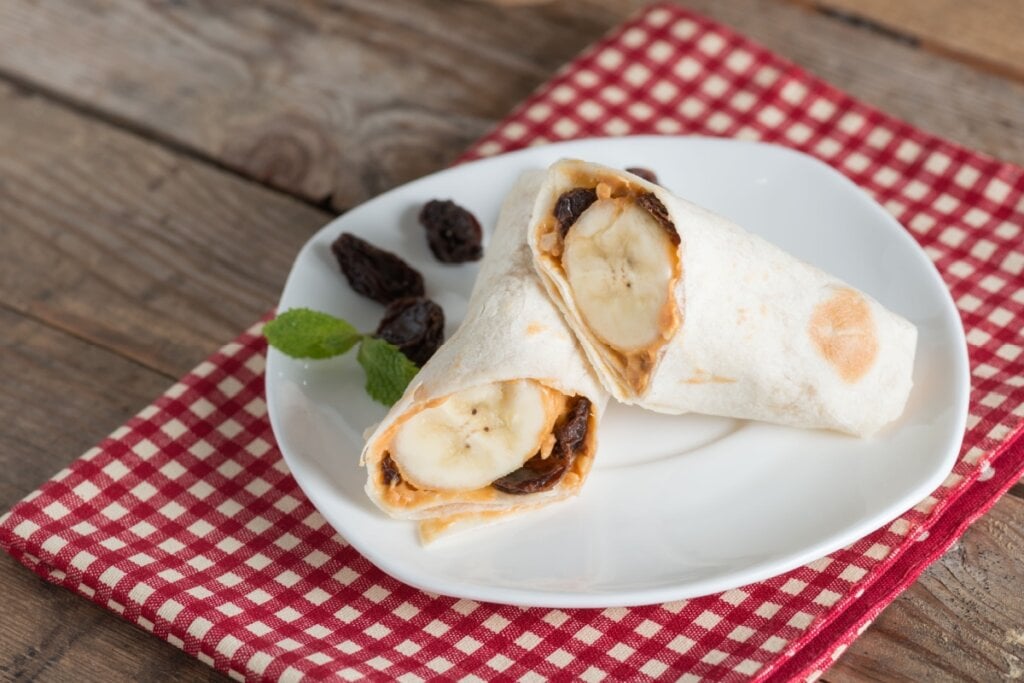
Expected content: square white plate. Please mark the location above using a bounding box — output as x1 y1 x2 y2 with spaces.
266 136 969 607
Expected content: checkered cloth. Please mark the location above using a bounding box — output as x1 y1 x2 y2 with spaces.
3 4 1023 681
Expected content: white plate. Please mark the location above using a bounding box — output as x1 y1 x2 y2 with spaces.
266 136 969 608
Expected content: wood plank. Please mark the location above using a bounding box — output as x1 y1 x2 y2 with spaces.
0 306 169 509
1 0 1023 212
0 307 223 681
827 494 1024 682
0 0 605 208
0 85 323 682
808 0 1024 81
0 81 329 377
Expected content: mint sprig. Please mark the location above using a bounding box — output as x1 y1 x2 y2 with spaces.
357 336 420 406
264 308 419 406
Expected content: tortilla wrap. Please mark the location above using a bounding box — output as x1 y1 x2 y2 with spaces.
362 171 608 541
529 159 916 436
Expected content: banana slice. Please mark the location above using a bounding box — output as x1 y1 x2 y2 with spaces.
390 380 555 491
562 198 677 352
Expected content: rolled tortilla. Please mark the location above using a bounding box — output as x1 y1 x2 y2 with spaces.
528 159 916 436
362 171 608 542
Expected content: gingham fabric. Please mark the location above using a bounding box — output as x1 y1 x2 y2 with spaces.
2 4 1023 682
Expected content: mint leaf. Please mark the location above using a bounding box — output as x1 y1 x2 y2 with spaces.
264 308 362 359
357 336 420 406
265 307 420 406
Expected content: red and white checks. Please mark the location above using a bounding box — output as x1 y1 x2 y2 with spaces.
3 4 1023 681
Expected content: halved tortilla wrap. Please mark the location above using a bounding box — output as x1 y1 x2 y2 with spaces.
362 171 608 542
529 159 916 436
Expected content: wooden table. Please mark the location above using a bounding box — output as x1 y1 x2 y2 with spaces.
1 1 1022 680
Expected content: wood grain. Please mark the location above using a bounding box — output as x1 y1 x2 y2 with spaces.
0 71 326 683
809 0 1024 81
0 306 168 510
0 81 328 377
827 495 1024 682
0 309 223 681
1 0 1023 211
0 0 603 208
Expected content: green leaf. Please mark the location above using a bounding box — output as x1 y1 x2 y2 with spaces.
357 336 420 406
264 308 362 359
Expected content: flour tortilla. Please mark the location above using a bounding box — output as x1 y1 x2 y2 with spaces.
362 171 607 539
529 159 916 436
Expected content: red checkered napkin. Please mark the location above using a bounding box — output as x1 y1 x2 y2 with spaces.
3 4 1023 681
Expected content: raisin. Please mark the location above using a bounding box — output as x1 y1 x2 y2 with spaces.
636 192 680 246
491 453 566 495
553 397 591 457
554 188 598 236
375 297 445 367
331 233 424 304
492 397 591 495
419 199 483 263
381 452 402 486
625 167 659 185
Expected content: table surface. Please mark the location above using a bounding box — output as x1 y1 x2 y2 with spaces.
1 1 1022 680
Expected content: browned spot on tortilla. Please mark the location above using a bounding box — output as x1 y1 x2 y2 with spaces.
526 322 546 336
682 368 736 384
809 288 878 382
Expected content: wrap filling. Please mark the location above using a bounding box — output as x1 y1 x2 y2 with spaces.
536 174 682 395
374 380 593 508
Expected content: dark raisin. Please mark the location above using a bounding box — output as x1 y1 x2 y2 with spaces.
381 452 402 486
419 200 483 263
375 297 445 367
491 454 566 495
492 397 591 495
625 167 659 185
554 188 598 236
331 233 424 304
636 193 680 246
553 397 591 457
